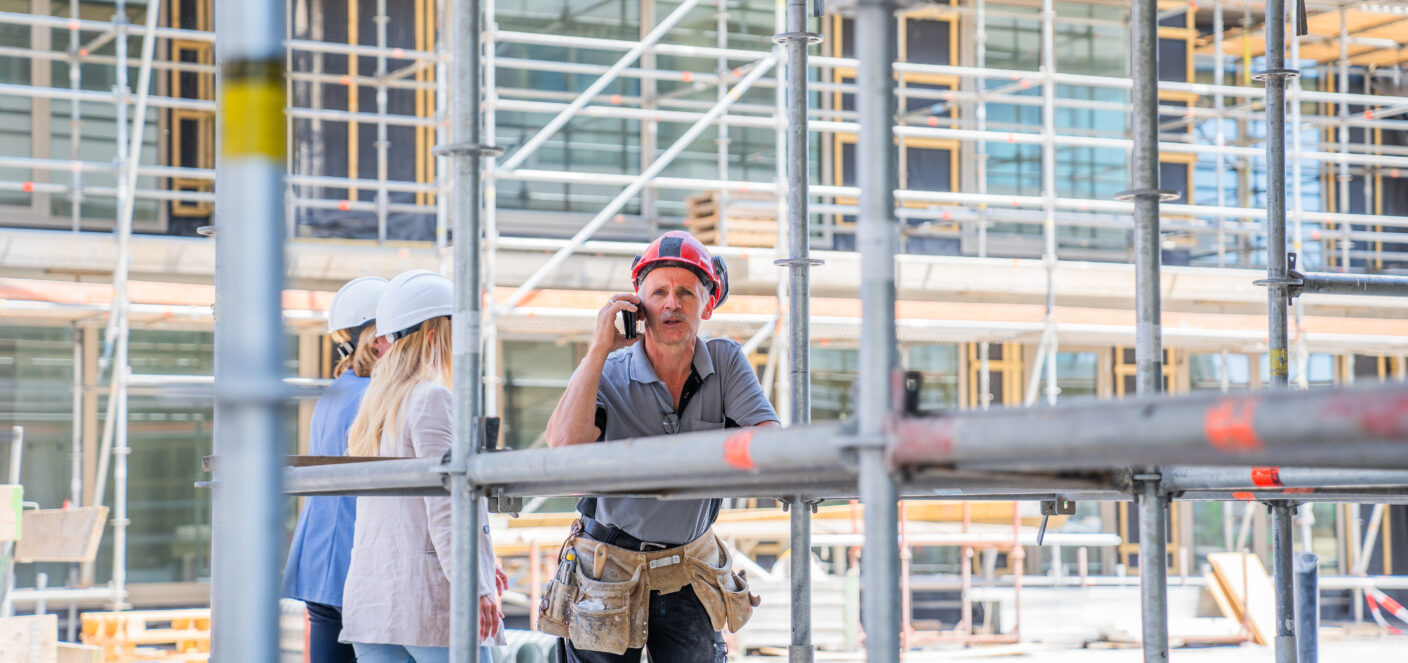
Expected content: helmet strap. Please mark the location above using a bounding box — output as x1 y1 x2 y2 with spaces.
386 319 427 342
335 341 355 359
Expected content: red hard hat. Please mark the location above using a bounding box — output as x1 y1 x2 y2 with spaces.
631 231 730 309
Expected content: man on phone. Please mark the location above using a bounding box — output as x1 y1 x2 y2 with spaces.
542 230 779 663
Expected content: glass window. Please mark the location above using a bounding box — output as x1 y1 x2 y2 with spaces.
907 344 958 411
1055 351 1098 399
812 347 858 421
0 325 78 589
500 340 578 450
1188 352 1252 392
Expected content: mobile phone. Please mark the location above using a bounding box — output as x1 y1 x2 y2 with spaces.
621 309 638 339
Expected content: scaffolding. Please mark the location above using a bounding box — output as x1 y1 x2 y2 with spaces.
1 0 1408 662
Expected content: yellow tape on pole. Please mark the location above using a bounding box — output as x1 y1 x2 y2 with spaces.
1269 348 1289 378
220 61 285 160
1242 30 1252 86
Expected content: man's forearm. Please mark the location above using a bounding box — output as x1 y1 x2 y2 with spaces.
544 346 609 447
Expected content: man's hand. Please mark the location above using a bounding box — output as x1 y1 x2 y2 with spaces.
479 593 503 642
592 293 642 356
495 565 509 597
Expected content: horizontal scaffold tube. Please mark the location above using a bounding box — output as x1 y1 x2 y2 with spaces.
282 384 1408 498
1173 489 1408 504
1163 467 1408 491
1296 272 1408 298
888 383 1408 470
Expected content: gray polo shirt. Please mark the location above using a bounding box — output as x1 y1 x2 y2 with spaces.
590 336 778 545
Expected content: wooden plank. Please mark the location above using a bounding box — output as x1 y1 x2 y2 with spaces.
687 199 778 220
55 644 101 663
15 507 108 563
0 615 58 663
1202 570 1244 626
1207 552 1274 646
0 485 22 542
689 230 778 249
684 190 778 219
685 216 779 233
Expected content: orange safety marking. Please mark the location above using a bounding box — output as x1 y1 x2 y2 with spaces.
1232 491 1256 501
723 430 756 471
1203 398 1264 452
1250 466 1281 487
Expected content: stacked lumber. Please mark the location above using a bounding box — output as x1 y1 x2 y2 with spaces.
683 191 779 247
0 615 57 663
1204 551 1275 645
16 506 108 563
57 643 102 663
80 609 209 663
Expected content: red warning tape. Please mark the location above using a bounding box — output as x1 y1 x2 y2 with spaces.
723 430 756 471
1250 466 1282 487
1366 588 1408 635
1203 398 1264 452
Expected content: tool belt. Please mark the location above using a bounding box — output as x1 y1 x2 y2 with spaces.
536 519 754 654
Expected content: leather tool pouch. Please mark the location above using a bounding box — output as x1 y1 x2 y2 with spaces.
686 534 754 633
568 544 647 654
537 536 578 638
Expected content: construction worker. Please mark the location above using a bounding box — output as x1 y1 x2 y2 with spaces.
339 270 504 662
283 276 388 663
542 231 779 663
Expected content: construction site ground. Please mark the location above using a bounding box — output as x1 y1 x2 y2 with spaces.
739 635 1403 661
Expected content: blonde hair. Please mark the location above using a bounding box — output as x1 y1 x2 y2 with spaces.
332 324 380 379
347 316 452 457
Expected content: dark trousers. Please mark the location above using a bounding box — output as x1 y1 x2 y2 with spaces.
305 601 357 663
564 585 726 663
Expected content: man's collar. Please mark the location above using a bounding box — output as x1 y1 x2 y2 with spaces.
628 337 715 384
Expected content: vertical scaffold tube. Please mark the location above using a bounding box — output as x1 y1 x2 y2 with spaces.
1263 0 1297 656
211 1 287 659
1129 0 1163 397
1272 503 1298 662
1127 0 1169 659
1264 0 1292 388
449 0 486 659
855 1 900 661
778 0 816 660
1136 478 1169 663
1295 551 1319 663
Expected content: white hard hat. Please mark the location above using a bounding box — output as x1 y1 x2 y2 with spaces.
328 276 390 334
377 270 453 341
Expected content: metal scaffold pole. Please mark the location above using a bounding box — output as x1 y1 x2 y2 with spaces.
1296 551 1319 663
1260 0 1294 390
1122 0 1171 658
1040 0 1057 406
446 0 488 658
1272 502 1298 662
774 0 820 660
210 0 287 659
854 0 900 661
1259 0 1300 658
1135 476 1169 662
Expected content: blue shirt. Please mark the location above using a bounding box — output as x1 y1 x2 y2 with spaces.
282 370 370 607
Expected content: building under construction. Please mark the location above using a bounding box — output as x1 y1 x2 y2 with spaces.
0 0 1407 660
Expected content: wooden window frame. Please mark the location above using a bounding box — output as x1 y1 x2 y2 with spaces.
168 0 215 217
966 342 1023 408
